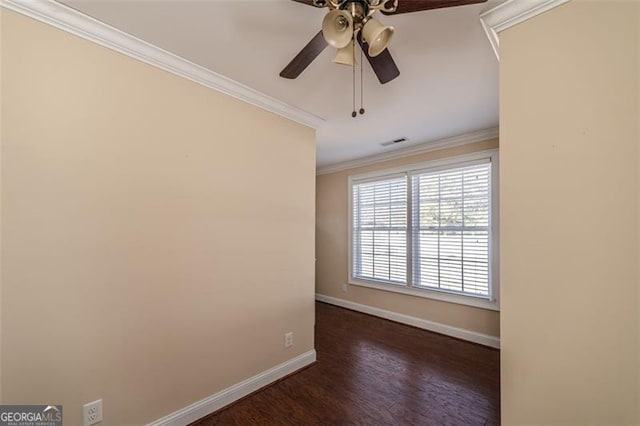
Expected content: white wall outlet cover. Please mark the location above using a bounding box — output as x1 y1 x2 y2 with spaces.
284 332 293 348
83 399 102 426
341 284 347 292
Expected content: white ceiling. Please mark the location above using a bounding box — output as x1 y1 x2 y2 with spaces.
62 0 500 168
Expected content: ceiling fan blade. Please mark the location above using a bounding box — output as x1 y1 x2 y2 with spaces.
357 35 400 84
291 0 318 6
280 31 328 79
382 0 487 15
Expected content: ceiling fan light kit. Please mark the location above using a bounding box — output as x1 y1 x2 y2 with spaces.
333 43 357 66
282 0 488 113
322 9 354 48
361 18 394 57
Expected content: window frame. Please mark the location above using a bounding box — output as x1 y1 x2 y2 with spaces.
351 172 409 285
348 149 500 311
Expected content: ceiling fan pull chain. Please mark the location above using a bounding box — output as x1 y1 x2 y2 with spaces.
352 38 357 118
359 43 365 115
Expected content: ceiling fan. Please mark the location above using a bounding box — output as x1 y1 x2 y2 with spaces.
280 0 488 85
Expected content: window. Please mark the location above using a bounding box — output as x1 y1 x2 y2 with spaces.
349 150 499 310
352 175 407 284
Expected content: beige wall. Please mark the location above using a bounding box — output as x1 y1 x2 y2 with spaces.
1 10 315 426
316 139 500 338
500 1 640 424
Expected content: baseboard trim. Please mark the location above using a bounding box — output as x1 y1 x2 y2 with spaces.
149 349 316 426
315 294 500 349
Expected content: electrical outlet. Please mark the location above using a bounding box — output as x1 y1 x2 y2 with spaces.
83 399 102 426
341 284 347 292
284 332 293 348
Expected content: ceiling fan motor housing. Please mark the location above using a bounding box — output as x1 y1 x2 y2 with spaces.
312 0 397 16
343 0 398 15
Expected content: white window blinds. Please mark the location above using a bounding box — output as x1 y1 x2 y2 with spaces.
411 162 491 296
352 175 407 284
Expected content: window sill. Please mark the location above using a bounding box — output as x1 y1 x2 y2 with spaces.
348 279 500 311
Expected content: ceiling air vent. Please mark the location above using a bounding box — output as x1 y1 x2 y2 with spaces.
381 137 408 147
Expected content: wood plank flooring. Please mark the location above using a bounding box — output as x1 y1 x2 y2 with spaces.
192 302 500 425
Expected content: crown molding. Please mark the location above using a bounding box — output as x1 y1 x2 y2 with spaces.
316 127 499 175
480 0 570 60
0 0 325 129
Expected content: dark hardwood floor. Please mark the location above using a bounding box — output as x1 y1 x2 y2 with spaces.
193 302 500 425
